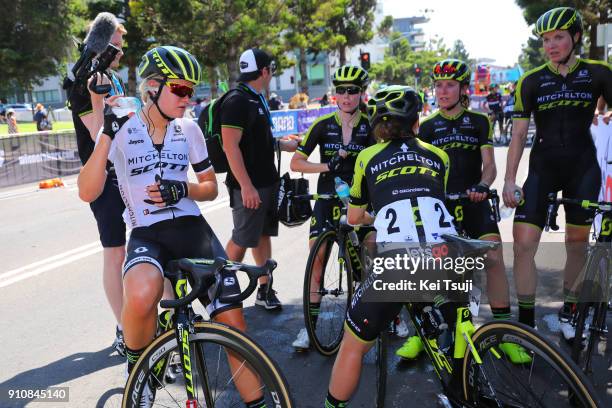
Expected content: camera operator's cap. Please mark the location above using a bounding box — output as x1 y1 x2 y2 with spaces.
238 48 275 81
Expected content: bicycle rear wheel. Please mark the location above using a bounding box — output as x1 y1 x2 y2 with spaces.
123 322 293 407
304 230 353 355
462 321 600 407
572 248 609 376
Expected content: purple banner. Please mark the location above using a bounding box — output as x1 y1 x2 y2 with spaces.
297 106 337 134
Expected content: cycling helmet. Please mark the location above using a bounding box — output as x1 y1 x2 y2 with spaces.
367 85 422 129
138 46 202 85
332 65 369 87
431 59 471 84
535 7 582 38
490 83 498 89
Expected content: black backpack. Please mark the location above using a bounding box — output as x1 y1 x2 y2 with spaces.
276 172 312 227
198 88 255 173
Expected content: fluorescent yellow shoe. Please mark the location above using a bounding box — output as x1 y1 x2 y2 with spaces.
395 335 424 359
499 342 532 364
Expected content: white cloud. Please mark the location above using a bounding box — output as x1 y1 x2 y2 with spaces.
382 0 533 66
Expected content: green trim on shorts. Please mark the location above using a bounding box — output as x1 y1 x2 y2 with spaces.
478 233 501 240
513 221 543 232
78 109 93 117
221 125 243 130
344 322 376 345
565 223 591 229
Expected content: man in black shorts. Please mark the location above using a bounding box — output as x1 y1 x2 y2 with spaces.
221 48 297 310
67 12 127 355
484 83 504 137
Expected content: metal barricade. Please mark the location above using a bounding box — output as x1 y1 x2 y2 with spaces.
0 130 81 188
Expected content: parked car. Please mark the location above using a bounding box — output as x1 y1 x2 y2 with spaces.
5 103 34 122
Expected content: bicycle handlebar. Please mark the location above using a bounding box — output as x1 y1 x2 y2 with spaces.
160 257 277 309
545 194 612 232
446 189 501 222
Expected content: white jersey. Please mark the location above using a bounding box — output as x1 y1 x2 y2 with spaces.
103 114 212 228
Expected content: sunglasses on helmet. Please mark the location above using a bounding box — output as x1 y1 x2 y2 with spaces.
335 86 362 95
435 65 459 75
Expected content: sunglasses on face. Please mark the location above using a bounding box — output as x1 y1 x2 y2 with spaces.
335 86 361 95
165 82 195 98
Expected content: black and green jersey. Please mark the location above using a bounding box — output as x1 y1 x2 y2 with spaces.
513 58 612 153
350 137 449 212
418 109 492 193
296 111 373 192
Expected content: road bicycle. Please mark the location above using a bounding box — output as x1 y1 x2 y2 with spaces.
122 257 293 407
545 194 611 378
375 234 601 407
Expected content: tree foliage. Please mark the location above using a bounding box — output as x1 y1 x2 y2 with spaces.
0 0 74 97
518 36 547 71
515 0 611 60
328 0 377 65
369 33 450 90
450 40 471 64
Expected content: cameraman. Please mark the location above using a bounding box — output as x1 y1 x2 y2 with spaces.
67 12 127 356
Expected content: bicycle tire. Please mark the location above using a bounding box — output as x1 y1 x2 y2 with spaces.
462 321 600 407
122 321 293 408
572 248 609 375
375 332 388 408
303 230 353 355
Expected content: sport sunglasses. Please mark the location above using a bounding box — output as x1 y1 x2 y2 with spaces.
335 86 362 95
165 82 195 98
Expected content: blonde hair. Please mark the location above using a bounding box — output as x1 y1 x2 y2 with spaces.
139 76 163 104
35 103 43 111
117 24 127 35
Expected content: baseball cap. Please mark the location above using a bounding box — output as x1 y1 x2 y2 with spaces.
238 48 276 82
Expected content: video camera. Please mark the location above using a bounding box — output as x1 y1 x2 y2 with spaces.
70 41 121 95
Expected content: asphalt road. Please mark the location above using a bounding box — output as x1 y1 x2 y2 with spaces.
0 146 609 407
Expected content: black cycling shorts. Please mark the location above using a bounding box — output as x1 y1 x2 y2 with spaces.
309 198 375 241
89 176 126 247
514 148 600 229
123 215 241 318
446 199 500 239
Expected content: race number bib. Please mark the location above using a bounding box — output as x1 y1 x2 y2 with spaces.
374 197 456 243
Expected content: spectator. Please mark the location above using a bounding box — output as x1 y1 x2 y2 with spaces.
192 97 204 118
288 92 308 109
66 12 128 356
221 48 298 310
34 103 47 131
6 109 18 134
319 93 329 106
268 92 282 111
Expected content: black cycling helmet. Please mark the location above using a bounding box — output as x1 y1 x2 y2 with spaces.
367 85 422 129
431 59 471 85
535 7 582 39
138 46 202 84
332 65 369 88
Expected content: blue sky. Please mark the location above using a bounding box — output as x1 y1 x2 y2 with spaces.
382 0 533 66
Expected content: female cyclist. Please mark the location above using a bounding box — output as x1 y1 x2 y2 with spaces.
289 65 375 350
324 85 456 407
398 59 526 363
503 7 612 340
78 46 266 408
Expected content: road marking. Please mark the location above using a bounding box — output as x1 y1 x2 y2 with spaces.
0 197 230 288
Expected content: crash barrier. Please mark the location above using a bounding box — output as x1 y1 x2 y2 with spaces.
0 130 81 188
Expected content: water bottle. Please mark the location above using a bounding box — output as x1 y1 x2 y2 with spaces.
334 177 350 207
500 190 522 219
111 96 141 117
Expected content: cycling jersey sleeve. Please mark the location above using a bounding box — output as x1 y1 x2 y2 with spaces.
478 113 493 148
185 120 212 174
219 93 248 131
513 72 534 120
296 119 323 158
349 150 369 208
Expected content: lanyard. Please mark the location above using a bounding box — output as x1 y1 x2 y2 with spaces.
241 83 274 129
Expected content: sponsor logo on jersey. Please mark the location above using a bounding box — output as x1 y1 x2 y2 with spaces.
258 107 264 115
540 81 556 88
111 121 119 132
170 137 187 143
561 84 567 91
174 125 182 134
576 69 589 78
462 116 470 124
129 139 144 145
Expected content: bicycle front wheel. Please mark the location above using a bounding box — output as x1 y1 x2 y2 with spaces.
123 322 293 407
572 248 609 376
304 230 353 355
462 321 600 407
